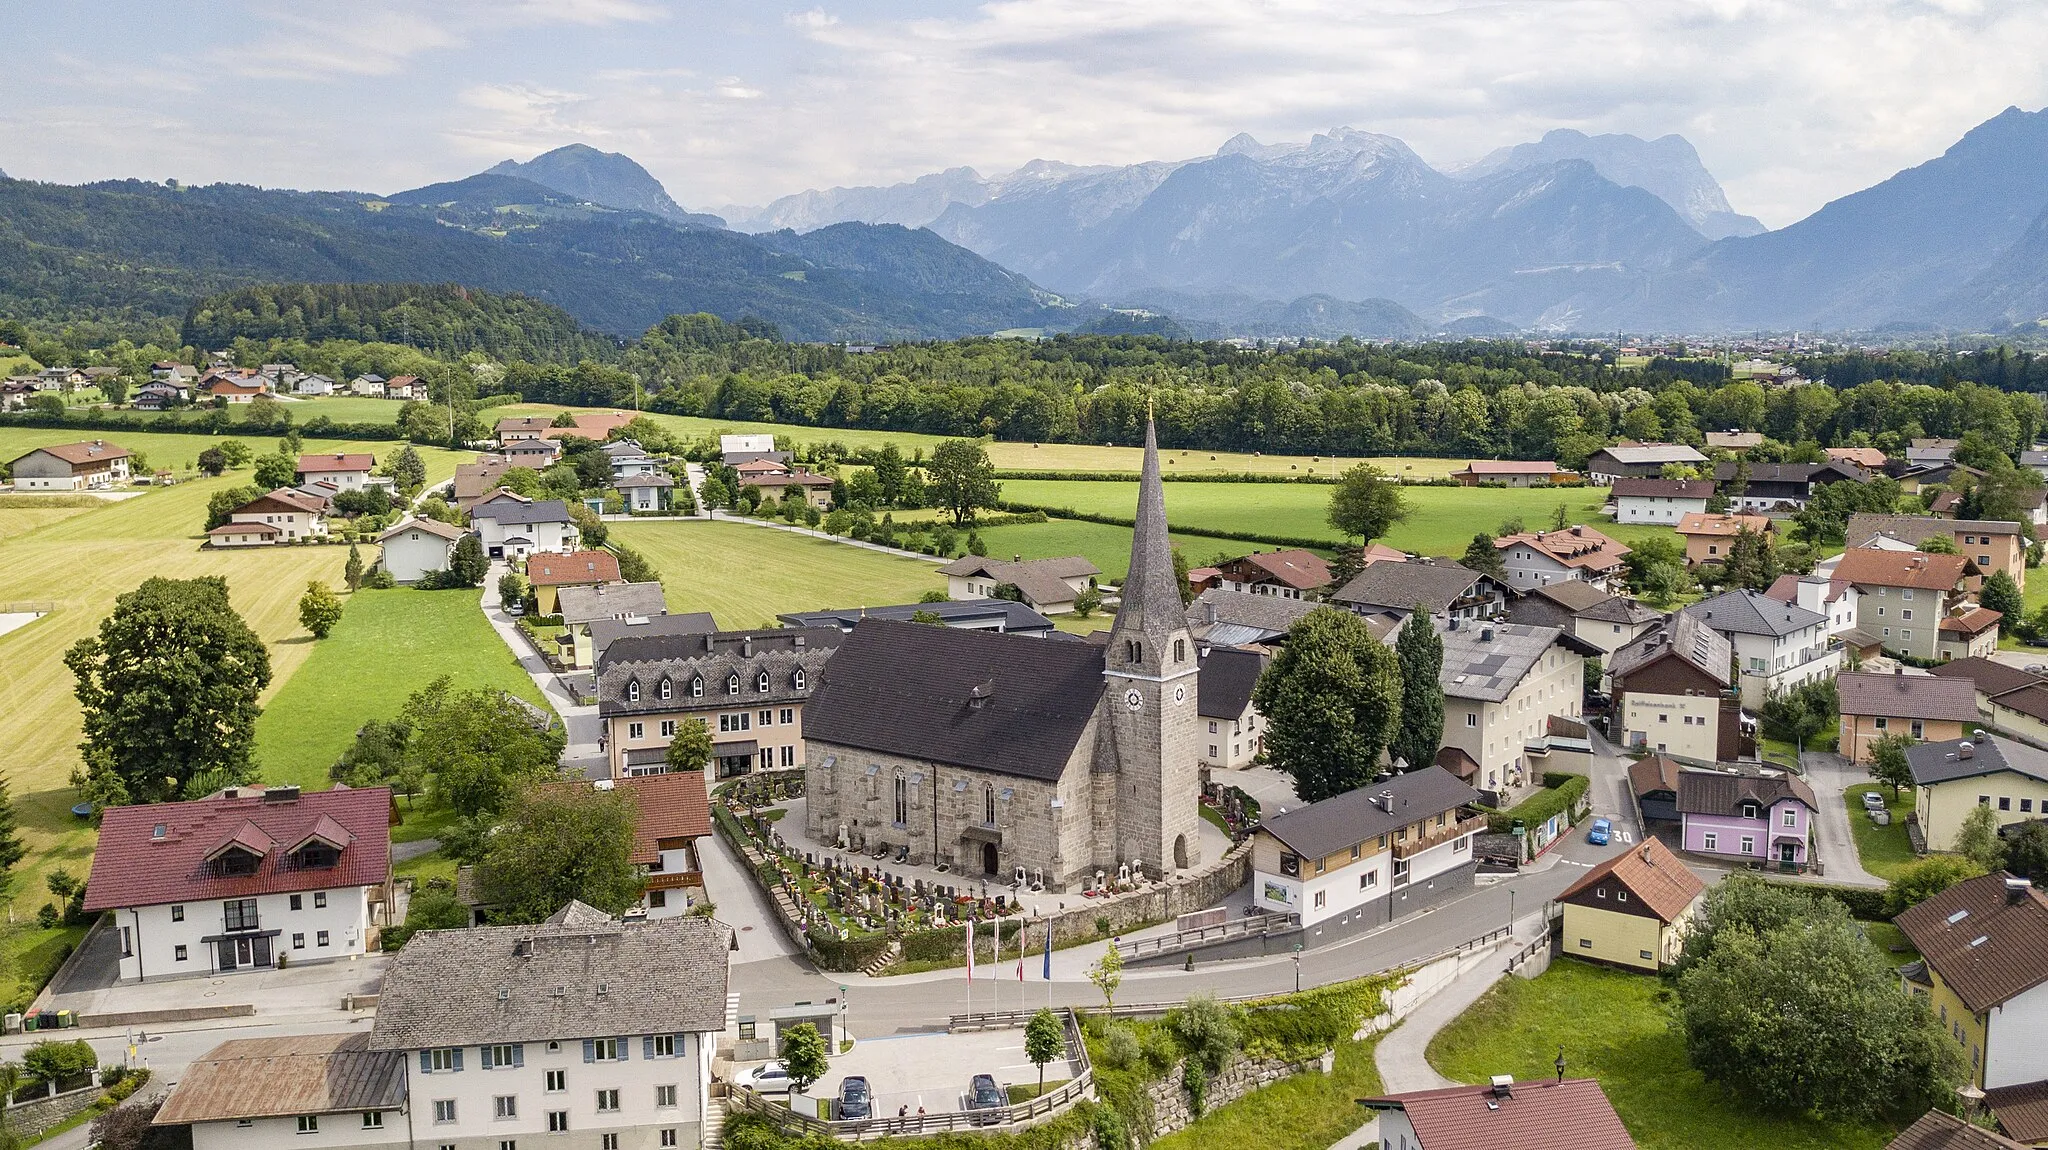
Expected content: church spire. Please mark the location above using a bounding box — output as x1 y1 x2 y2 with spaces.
1114 414 1184 642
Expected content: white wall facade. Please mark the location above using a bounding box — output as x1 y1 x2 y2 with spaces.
400 1031 713 1150
191 1109 407 1150
1985 981 2048 1089
1498 546 1579 592
1438 646 1585 791
304 468 371 492
1619 690 1721 760
230 507 326 541
1720 624 1839 710
1857 585 1953 661
476 516 575 558
1614 494 1709 525
1200 702 1263 770
113 885 371 982
381 530 459 584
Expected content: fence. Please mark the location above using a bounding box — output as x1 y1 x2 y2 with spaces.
1113 910 1299 962
729 1008 1093 1140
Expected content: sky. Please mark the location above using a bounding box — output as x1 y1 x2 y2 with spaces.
6 0 2048 228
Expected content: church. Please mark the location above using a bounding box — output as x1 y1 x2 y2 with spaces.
801 418 1204 891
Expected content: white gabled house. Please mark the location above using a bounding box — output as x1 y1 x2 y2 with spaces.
471 489 578 559
377 516 467 584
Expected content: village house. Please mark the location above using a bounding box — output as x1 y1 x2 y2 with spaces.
1705 430 1763 451
602 440 661 479
1197 645 1268 770
1675 511 1774 566
1939 607 2006 662
1556 837 1705 971
452 456 516 512
380 374 422 401
1884 1107 2034 1150
719 433 788 468
1362 1077 1637 1150
1584 441 1708 484
559 582 670 670
542 410 636 442
616 472 676 513
7 440 132 490
362 908 730 1150
210 488 330 547
1713 460 1865 512
204 377 265 404
1847 513 2029 590
599 627 841 777
1899 461 1986 496
293 373 337 396
1763 572 1864 643
604 771 712 918
1947 669 2048 747
1434 618 1595 793
1836 671 1982 765
1506 582 1661 670
804 421 1204 886
471 489 577 559
1609 477 1713 524
1195 547 1332 600
588 613 719 671
779 599 1057 638
1609 614 1742 762
936 554 1101 615
1494 525 1631 593
1896 870 2048 1100
1628 754 1683 824
1832 549 1977 663
129 383 183 410
527 549 623 615
81 784 392 981
740 466 834 510
1683 588 1838 710
296 452 376 492
1826 445 1891 470
494 415 553 445
1251 766 1484 934
1332 558 1506 628
1449 460 1566 487
1 379 40 410
348 373 387 397
1905 733 2048 854
1676 766 1816 867
1907 437 1960 467
1185 588 1320 650
371 519 460 585
153 1032 409 1150
1928 657 2048 725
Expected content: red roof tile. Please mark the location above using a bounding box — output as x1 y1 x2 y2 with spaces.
618 772 711 865
297 453 375 474
1557 838 1703 923
83 787 392 912
528 551 622 587
1363 1078 1637 1150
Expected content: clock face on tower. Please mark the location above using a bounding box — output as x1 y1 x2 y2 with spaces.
1124 689 1143 712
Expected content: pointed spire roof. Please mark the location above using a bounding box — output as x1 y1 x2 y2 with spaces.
1112 416 1187 646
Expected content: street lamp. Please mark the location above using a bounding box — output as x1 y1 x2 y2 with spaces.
1293 944 1302 994
1508 889 1516 936
1958 1082 1986 1122
839 985 849 1050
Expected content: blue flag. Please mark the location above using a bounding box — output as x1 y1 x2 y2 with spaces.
1042 925 1053 980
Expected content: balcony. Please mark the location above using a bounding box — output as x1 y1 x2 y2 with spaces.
1391 813 1489 859
645 871 704 892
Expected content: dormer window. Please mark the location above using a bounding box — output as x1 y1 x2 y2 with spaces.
658 677 672 701
1740 802 1759 820
757 671 770 693
793 669 806 691
626 680 641 702
293 843 340 869
690 676 704 698
216 848 260 877
727 674 740 695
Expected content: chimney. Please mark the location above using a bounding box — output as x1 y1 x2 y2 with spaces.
1894 666 1903 676
263 785 300 803
1974 729 1987 744
741 637 753 658
1490 1075 1514 1100
1014 554 1022 563
2008 877 2033 905
1960 743 1975 760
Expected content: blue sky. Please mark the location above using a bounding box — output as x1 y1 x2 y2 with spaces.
7 0 2047 227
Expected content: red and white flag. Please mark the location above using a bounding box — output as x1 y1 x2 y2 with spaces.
965 916 976 982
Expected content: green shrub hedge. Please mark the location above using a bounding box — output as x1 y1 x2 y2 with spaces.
1485 774 1589 836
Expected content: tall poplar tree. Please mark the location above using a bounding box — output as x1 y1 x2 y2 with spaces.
1391 610 1444 773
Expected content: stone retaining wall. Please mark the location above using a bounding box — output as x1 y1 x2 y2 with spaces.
1139 1053 1326 1141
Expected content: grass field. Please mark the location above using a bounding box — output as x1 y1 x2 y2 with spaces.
1844 783 1917 880
0 429 470 1008
607 519 947 628
253 588 549 791
1147 1034 1385 1150
1426 957 1897 1150
997 479 1665 556
971 518 1272 581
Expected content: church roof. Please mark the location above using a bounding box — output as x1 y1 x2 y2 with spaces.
1114 416 1188 651
802 619 1105 781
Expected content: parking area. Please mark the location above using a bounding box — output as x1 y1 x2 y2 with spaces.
39 920 388 1023
778 1028 1080 1119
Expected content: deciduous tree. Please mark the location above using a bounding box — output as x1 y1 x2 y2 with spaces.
1955 802 2007 871
1982 570 2024 635
781 1023 829 1094
1024 1008 1064 1097
1252 607 1402 802
474 783 641 923
664 718 713 772
253 451 296 491
1885 856 1984 918
383 445 427 494
406 677 565 818
298 581 343 639
447 534 488 588
1326 464 1409 544
1866 734 1916 798
928 439 1001 526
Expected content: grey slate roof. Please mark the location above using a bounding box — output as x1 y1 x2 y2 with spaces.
1610 613 1731 687
779 599 1056 635
1907 733 2048 788
1674 767 1818 815
588 612 719 665
1259 767 1479 860
597 628 841 717
1594 443 1709 466
1437 620 1581 703
475 496 573 526
1186 588 1319 643
1683 589 1825 638
557 581 669 625
1197 646 1266 720
1575 594 1662 625
367 914 731 1050
802 618 1105 782
1526 581 1614 614
1331 559 1488 614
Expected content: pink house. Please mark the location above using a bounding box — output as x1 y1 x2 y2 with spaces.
1675 768 1817 867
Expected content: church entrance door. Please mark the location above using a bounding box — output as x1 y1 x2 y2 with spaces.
981 842 999 875
1173 834 1188 871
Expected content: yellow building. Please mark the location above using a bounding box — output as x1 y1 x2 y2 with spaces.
1896 871 2048 1112
1557 837 1705 972
1906 733 2048 853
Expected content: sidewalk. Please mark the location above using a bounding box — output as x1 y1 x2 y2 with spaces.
1372 912 1547 1094
480 561 603 771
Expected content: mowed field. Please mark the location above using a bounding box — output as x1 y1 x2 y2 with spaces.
999 479 1666 556
254 588 548 792
971 519 1279 582
608 519 947 629
0 430 471 1007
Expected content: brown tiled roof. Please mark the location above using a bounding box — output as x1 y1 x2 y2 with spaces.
1458 460 1559 475
377 516 464 542
496 415 553 434
1610 477 1715 500
1894 870 2048 1013
1826 446 1889 469
1497 526 1630 572
297 452 375 473
528 550 622 587
154 1032 405 1125
1674 768 1817 816
1885 1109 2029 1150
1675 511 1772 538
1528 580 1613 613
1558 837 1703 923
19 440 131 466
238 488 329 516
612 772 711 864
541 411 636 440
1360 1078 1637 1150
207 522 280 536
1984 1081 2048 1144
1835 671 1981 722
1941 607 2003 636
1989 682 2048 723
1929 656 2047 699
1832 548 1969 591
1233 548 1332 590
1847 513 2023 545
1627 754 1681 799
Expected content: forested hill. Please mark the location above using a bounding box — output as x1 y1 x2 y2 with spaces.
181 283 624 364
0 177 1069 341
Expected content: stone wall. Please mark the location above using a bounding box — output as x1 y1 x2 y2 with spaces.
1140 1052 1328 1142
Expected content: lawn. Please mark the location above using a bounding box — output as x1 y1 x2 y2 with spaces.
1844 783 1918 880
1148 1034 1385 1150
972 518 1271 582
606 519 946 628
1426 957 1898 1150
996 479 1664 556
253 587 549 791
0 429 469 1008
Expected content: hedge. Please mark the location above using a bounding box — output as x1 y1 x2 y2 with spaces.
1485 773 1590 835
0 409 407 441
1771 880 1891 921
990 469 1344 484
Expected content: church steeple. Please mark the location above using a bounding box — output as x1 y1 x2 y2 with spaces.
1110 413 1186 654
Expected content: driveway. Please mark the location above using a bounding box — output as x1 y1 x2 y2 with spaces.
1799 750 1884 888
482 561 603 769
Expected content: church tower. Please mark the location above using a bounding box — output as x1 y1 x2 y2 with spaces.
1094 413 1203 876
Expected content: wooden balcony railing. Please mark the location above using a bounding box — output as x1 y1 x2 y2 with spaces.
1391 813 1488 859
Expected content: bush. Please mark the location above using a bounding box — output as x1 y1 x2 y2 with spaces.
1485 774 1589 835
1101 1023 1142 1070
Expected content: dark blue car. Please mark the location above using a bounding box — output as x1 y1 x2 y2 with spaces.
1587 817 1612 846
838 1076 871 1120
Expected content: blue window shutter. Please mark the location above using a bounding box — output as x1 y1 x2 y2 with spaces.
451 1048 463 1072
643 1036 654 1060
617 1036 630 1060
674 1033 687 1058
512 1045 525 1068
419 1051 431 1074
479 1047 493 1070
583 1039 595 1064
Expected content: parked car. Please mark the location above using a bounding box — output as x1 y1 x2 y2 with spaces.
743 1062 793 1095
1860 791 1887 811
2023 636 2048 649
967 1073 1005 1120
838 1076 872 1120
1586 817 1612 846
504 601 526 617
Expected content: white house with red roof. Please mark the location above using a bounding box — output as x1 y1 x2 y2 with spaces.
296 452 377 492
82 784 392 981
